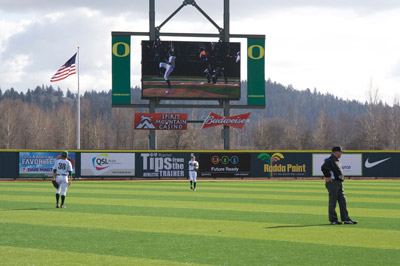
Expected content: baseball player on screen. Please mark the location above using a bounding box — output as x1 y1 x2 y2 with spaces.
52 151 73 208
188 155 199 191
159 51 176 92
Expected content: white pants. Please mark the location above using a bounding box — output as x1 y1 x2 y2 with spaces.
159 62 174 80
55 175 68 196
189 171 197 182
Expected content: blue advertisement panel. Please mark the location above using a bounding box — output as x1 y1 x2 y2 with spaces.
19 152 76 178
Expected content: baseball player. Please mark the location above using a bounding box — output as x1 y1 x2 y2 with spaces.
188 155 199 191
52 151 73 208
159 51 176 92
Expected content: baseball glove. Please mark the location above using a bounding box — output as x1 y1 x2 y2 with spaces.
52 180 59 189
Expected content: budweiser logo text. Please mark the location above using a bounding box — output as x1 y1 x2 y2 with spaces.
202 112 251 129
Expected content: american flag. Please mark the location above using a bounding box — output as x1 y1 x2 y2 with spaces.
50 53 77 82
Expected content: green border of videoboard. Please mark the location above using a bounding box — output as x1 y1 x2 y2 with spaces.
2 149 400 153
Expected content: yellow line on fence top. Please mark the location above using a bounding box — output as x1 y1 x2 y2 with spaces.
1 149 400 153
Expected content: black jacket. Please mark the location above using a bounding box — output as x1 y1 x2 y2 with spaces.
321 154 344 181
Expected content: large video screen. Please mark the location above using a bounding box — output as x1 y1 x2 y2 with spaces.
141 40 240 99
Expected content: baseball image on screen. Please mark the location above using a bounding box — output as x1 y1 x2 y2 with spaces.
142 40 240 99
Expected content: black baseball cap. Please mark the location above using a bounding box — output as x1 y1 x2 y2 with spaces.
332 146 343 152
61 151 68 157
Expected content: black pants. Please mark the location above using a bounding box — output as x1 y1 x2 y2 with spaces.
325 180 349 222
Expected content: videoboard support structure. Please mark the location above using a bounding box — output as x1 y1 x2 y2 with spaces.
112 0 265 150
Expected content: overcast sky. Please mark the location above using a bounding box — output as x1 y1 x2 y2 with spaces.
0 0 399 104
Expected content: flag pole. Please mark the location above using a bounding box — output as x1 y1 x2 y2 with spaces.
77 47 81 149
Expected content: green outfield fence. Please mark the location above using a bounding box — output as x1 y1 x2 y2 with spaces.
1 150 399 179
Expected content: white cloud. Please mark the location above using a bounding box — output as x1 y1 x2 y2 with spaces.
232 7 400 103
0 1 400 104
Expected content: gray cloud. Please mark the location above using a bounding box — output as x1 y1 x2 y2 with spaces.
1 0 399 104
2 11 109 71
1 0 400 18
0 9 131 91
391 59 400 79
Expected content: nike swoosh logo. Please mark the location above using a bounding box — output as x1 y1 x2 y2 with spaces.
365 158 391 168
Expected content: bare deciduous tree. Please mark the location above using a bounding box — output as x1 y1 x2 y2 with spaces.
363 81 384 150
313 107 336 149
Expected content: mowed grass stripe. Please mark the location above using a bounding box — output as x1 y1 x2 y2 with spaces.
3 223 399 266
1 181 400 265
1 210 399 250
0 246 210 266
3 180 400 191
1 189 399 210
1 194 398 219
74 180 400 189
86 184 400 196
2 182 399 199
2 199 400 231
2 180 399 189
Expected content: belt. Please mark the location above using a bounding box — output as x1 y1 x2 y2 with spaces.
57 174 67 176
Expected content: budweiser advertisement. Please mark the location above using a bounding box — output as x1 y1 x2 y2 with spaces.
202 112 251 130
134 113 187 130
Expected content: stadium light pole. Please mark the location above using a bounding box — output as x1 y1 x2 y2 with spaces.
222 0 230 150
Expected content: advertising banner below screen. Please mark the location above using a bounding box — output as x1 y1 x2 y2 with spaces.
19 152 76 178
137 152 191 178
134 113 187 130
201 112 251 129
251 152 311 178
199 153 251 177
81 153 135 176
312 154 362 176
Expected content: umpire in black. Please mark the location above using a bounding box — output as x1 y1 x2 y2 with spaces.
321 147 358 225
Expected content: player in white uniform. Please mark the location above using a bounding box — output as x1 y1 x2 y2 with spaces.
188 155 199 191
52 151 73 208
159 51 176 92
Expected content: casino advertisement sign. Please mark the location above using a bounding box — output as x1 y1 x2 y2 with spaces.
251 152 312 178
199 153 251 177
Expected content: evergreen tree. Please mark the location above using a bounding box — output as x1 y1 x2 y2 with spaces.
66 89 75 99
26 89 32 103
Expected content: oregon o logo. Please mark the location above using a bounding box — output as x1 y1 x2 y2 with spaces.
112 42 130 57
248 45 264 60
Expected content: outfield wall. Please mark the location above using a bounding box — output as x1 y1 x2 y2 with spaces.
0 150 399 179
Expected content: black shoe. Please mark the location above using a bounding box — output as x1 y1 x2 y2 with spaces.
190 186 193 190
56 204 59 208
343 220 358 224
330 221 342 225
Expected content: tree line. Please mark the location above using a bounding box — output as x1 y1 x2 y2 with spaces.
0 81 398 150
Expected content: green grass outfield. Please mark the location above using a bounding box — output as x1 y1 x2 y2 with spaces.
0 180 399 266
